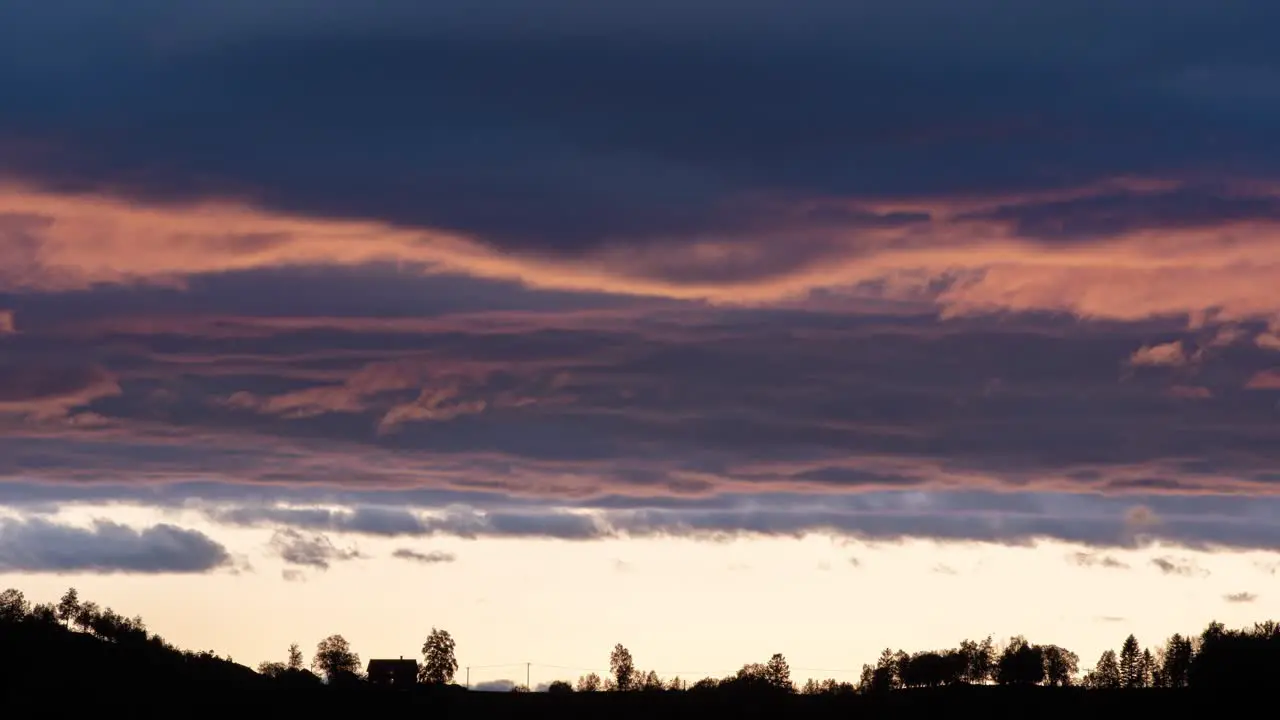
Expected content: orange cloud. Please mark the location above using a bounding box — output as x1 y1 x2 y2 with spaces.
1258 330 1280 352
0 309 14 334
6 180 1280 326
0 364 122 423
1245 369 1280 390
1129 341 1191 367
217 358 569 432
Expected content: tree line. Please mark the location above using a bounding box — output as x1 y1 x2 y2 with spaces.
4 585 1277 693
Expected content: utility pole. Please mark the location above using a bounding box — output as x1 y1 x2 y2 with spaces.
526 662 531 691
465 666 470 690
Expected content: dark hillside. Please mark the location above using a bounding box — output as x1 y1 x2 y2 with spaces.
3 587 1278 718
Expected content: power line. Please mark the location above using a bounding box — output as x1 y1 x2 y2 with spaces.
465 662 529 670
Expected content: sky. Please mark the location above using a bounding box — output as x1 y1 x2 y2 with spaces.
3 0 1280 688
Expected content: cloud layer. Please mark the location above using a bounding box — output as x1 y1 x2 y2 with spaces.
0 517 232 573
1 2 1279 555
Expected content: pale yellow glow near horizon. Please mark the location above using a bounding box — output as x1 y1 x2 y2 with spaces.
3 504 1278 688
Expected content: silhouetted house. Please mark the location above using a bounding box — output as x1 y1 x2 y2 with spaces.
367 658 419 687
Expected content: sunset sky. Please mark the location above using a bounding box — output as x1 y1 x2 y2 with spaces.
3 0 1280 689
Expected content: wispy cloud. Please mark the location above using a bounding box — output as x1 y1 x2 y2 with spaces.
1069 552 1130 569
1151 557 1209 577
268 529 362 570
391 548 455 564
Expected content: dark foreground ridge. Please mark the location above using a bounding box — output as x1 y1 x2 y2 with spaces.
3 586 1278 718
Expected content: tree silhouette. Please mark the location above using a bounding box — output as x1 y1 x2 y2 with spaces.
260 642 307 678
287 642 305 671
1040 645 1079 686
28 603 58 626
958 636 995 684
1188 619 1280 688
258 661 288 677
576 673 602 692
995 637 1045 685
312 634 361 684
55 588 80 628
639 670 663 691
1139 648 1155 687
802 678 855 695
900 650 966 687
1160 633 1193 688
1085 650 1122 688
73 601 99 633
689 678 718 692
610 644 636 691
867 648 899 692
1119 635 1144 688
764 653 793 691
0 588 28 622
547 680 574 694
419 627 457 684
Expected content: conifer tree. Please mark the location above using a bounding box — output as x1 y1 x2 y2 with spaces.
1119 635 1143 688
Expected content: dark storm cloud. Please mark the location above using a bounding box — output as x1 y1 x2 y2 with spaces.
2 2 1280 250
0 517 231 573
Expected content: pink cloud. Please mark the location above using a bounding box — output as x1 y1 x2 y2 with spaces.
6 180 1280 326
1129 341 1192 367
1245 369 1280 390
0 364 122 424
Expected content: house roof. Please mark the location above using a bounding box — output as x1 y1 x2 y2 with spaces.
367 658 419 672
